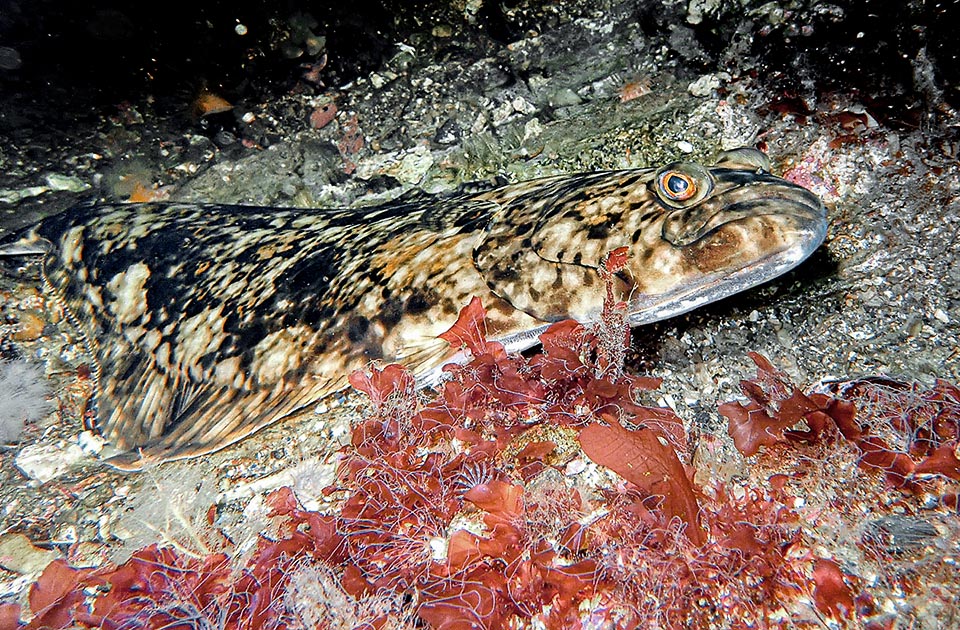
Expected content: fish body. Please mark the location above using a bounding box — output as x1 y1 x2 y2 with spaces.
1 148 827 469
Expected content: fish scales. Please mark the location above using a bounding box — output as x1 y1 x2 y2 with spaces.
0 148 827 470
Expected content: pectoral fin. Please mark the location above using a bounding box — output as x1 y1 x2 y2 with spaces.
93 344 339 470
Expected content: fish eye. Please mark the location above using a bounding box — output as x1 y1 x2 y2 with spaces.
653 162 713 208
659 171 696 200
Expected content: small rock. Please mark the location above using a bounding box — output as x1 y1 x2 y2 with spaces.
677 140 694 153
688 73 724 97
522 118 543 144
565 458 588 476
491 100 516 126
511 96 537 115
11 310 45 341
933 308 950 323
0 533 58 574
0 185 49 204
51 524 78 545
355 145 434 186
309 103 338 129
470 111 489 135
44 173 90 193
14 441 86 483
686 0 721 25
388 145 435 185
548 88 582 108
432 24 453 38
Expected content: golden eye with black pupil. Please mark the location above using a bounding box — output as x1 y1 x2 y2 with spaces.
653 161 712 208
658 171 697 201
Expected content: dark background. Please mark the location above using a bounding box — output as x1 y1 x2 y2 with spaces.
0 0 956 132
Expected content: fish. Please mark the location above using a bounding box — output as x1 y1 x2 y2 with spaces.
0 147 827 470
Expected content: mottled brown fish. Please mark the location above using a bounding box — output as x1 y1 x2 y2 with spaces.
0 148 826 470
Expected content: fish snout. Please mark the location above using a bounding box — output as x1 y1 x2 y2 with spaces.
625 177 827 326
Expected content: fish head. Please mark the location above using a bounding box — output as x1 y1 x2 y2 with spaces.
474 147 828 327
624 147 828 325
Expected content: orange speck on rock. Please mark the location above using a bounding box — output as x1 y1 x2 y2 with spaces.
194 90 233 117
620 78 651 103
126 182 171 203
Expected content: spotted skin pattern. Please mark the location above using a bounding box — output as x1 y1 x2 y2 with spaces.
4 148 827 469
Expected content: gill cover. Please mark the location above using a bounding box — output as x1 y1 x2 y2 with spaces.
472 170 648 322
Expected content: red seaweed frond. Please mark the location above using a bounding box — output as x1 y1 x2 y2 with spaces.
719 353 960 496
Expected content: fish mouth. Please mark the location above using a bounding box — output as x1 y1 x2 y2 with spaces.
629 185 827 326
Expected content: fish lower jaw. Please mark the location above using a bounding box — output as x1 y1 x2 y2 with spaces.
627 241 820 327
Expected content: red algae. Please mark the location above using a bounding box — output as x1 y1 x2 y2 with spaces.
5 274 958 628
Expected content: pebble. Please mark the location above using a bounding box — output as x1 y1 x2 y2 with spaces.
356 145 434 185
44 173 90 193
564 458 588 476
0 533 57 575
11 310 45 341
491 100 516 126
14 441 86 483
688 73 726 97
685 0 722 25
309 103 337 129
0 186 49 204
511 96 537 115
548 88 582 108
522 118 544 144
